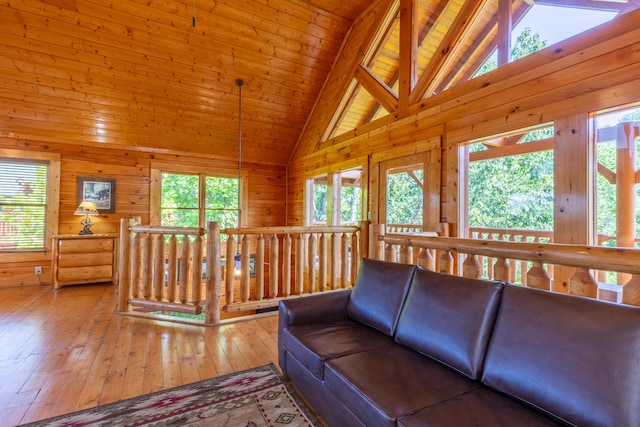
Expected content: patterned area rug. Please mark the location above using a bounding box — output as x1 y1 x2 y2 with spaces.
19 364 321 427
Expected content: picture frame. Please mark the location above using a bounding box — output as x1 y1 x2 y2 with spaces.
77 177 116 213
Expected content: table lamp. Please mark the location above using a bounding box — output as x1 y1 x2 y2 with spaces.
74 201 99 235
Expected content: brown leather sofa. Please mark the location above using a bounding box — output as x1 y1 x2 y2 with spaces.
278 258 640 427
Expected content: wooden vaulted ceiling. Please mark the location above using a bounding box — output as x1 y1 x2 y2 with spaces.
0 0 634 166
0 0 370 165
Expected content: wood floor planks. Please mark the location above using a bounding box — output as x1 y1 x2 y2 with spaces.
0 284 280 426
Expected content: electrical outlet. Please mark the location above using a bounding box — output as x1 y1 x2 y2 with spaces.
35 266 42 275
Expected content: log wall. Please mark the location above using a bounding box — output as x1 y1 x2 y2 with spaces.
0 138 285 288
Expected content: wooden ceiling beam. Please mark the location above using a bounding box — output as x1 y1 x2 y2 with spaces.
354 65 398 114
469 137 553 162
434 1 532 93
398 0 416 117
409 0 488 104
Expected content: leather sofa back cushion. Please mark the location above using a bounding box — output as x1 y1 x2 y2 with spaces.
346 259 416 336
482 284 640 427
395 269 504 379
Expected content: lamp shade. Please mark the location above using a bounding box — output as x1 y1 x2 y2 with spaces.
74 201 99 216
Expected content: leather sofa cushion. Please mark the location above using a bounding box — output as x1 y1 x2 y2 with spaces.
395 269 504 379
285 353 367 427
325 345 479 427
282 320 394 380
346 258 416 336
398 388 564 427
482 284 640 427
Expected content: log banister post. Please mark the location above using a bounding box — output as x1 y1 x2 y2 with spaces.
205 221 221 325
191 234 203 306
117 217 133 312
350 231 359 285
359 221 369 266
371 223 385 259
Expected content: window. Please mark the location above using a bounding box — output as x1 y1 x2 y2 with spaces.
593 104 640 249
151 163 247 229
466 125 555 233
0 149 60 253
306 168 363 226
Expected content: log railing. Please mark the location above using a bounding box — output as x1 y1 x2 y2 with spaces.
220 223 366 317
469 227 554 286
374 224 640 306
117 218 214 322
117 218 366 325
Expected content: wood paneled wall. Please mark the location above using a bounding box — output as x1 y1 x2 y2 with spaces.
287 8 640 247
0 138 285 288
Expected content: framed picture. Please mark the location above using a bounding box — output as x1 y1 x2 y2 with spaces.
77 177 116 213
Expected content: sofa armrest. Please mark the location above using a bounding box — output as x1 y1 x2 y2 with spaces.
279 289 352 327
278 290 352 374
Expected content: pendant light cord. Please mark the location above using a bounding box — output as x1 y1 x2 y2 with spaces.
236 79 244 230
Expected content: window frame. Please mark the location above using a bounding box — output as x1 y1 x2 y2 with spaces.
0 148 60 261
304 166 366 227
150 162 248 229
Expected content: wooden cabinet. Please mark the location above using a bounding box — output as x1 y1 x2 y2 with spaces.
51 234 118 289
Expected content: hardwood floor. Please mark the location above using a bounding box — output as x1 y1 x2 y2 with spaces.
0 283 280 426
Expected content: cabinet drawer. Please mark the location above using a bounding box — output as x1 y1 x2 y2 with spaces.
58 238 114 253
58 252 113 268
51 234 118 289
57 265 113 283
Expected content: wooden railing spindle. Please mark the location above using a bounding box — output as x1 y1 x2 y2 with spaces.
319 233 327 291
308 233 317 293
283 233 291 297
269 234 279 299
256 234 265 300
569 267 598 298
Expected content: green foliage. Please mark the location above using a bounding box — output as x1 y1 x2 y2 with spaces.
340 186 361 224
0 162 48 250
595 107 640 241
386 170 423 224
468 149 554 230
161 173 238 228
313 183 327 223
475 26 548 77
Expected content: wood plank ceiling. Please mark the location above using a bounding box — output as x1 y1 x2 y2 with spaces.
0 0 634 165
0 0 370 165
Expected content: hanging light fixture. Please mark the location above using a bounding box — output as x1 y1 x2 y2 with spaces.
235 78 244 276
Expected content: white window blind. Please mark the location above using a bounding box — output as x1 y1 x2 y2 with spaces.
0 159 48 251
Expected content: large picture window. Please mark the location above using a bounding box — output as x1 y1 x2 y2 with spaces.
0 150 60 253
151 163 247 230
